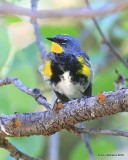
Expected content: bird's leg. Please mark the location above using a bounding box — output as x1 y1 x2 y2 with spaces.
52 98 63 112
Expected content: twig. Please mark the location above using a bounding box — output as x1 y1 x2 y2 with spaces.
0 138 42 160
70 127 128 137
115 70 128 89
80 123 95 160
0 77 52 110
85 0 128 68
48 133 60 160
31 0 47 62
0 87 128 137
0 1 128 19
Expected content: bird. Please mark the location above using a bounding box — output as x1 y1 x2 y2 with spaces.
40 34 93 111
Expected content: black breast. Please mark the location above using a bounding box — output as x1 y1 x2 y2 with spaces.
50 54 88 84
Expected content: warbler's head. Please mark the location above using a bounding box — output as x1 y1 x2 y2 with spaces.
47 34 81 55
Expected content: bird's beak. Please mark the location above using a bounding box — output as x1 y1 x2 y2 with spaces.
47 37 54 42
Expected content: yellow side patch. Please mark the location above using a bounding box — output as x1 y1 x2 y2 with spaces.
77 56 91 77
51 42 63 54
43 60 52 78
81 64 91 76
77 56 85 63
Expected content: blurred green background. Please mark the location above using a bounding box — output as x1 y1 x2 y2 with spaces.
0 0 128 160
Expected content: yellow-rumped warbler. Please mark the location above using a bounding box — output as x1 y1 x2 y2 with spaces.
40 34 93 110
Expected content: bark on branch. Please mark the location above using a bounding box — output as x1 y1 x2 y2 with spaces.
0 1 128 19
0 88 128 137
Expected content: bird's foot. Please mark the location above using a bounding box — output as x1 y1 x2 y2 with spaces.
52 98 63 112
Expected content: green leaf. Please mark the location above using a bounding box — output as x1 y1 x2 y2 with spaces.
5 16 22 23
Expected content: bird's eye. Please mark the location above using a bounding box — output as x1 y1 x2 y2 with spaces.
59 39 67 45
61 42 66 45
62 39 68 44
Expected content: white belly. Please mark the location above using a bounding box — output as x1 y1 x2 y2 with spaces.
52 71 88 100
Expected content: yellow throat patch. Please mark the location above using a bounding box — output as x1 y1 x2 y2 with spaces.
43 60 52 78
77 56 91 77
51 42 63 54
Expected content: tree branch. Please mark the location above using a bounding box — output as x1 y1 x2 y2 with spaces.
0 87 128 137
0 1 128 19
80 123 95 160
0 138 42 160
48 133 60 160
70 127 128 137
31 0 47 62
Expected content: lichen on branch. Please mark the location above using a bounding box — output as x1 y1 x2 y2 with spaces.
0 88 128 137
